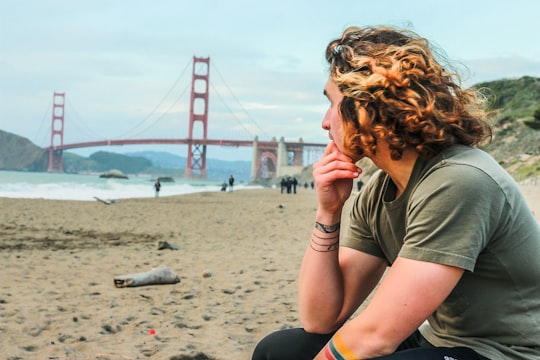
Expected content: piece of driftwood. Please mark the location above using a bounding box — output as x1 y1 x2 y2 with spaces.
158 241 180 250
94 196 114 205
114 266 180 288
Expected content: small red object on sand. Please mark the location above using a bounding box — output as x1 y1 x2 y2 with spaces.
149 329 156 335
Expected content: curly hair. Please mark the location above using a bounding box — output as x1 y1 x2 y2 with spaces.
325 26 491 160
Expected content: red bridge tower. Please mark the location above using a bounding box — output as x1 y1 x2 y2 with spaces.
184 56 210 178
47 92 65 172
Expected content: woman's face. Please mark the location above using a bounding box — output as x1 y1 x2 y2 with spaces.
321 78 346 151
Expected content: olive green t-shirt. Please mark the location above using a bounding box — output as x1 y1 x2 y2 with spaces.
342 145 540 359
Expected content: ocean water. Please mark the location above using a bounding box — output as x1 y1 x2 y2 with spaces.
0 171 261 201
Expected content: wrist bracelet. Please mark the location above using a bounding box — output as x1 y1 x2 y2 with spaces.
311 237 339 247
323 332 358 359
309 238 339 252
312 231 339 241
315 221 340 234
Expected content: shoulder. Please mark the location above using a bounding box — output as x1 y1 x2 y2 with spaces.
414 146 509 199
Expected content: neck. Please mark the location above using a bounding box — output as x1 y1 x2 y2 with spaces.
371 146 418 198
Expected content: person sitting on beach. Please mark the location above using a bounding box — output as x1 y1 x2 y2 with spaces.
252 26 540 360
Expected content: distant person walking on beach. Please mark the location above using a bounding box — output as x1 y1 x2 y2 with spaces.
228 175 235 192
280 178 287 193
154 179 161 198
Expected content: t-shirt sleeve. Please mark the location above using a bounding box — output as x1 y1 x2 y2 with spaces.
399 165 502 271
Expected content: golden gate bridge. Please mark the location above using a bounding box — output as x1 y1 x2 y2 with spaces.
45 56 327 181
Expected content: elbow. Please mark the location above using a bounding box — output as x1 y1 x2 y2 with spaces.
302 322 339 335
297 296 345 334
300 315 342 335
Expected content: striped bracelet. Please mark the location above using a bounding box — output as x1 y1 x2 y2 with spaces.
323 332 359 360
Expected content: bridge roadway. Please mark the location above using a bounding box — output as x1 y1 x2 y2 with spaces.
46 138 327 151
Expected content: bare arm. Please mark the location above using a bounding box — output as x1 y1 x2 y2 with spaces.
298 142 387 333
299 246 387 333
314 257 465 359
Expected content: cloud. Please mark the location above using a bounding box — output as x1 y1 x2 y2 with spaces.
464 56 540 85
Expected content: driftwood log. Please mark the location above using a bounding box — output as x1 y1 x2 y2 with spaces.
114 266 180 288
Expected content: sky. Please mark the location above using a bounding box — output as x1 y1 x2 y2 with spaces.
1 0 539 162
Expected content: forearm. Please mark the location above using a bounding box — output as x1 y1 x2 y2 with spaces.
302 141 361 332
298 215 345 333
314 258 466 359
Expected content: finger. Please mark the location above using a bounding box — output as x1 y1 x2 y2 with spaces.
319 142 357 165
314 161 361 182
315 153 360 175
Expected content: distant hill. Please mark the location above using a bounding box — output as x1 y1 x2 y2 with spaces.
126 151 252 183
0 133 251 182
476 76 539 118
1 76 538 181
0 130 48 171
126 151 186 169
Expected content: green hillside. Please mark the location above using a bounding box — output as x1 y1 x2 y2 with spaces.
476 76 540 180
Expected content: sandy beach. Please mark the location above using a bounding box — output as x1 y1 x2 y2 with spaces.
1 184 538 360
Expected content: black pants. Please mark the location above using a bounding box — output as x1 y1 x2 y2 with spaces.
252 328 490 359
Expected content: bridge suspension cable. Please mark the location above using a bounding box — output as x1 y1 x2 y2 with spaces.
211 60 270 140
33 95 53 147
210 82 257 140
122 80 191 139
114 58 192 140
47 56 287 152
66 97 109 141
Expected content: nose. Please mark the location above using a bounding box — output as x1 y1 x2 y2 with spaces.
321 111 331 130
